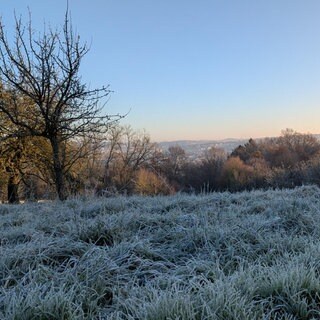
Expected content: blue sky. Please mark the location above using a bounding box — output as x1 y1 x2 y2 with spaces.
1 1 320 141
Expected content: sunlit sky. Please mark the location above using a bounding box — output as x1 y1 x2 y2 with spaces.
1 0 320 141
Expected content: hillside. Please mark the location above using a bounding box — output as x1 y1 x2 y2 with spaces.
1 186 320 319
158 138 248 156
158 134 320 158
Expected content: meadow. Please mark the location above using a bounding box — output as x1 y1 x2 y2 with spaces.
1 186 320 319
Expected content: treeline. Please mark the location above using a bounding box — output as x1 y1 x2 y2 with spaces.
1 126 320 202
142 128 320 194
98 127 320 195
180 129 320 192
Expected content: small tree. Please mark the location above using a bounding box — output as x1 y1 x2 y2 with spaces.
0 11 120 200
162 145 187 189
200 147 226 191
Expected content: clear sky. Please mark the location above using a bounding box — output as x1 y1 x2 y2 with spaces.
1 1 320 141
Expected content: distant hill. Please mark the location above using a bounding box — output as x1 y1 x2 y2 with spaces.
158 134 320 158
158 138 250 158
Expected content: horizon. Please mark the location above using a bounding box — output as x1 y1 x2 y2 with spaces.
1 0 320 141
155 130 320 144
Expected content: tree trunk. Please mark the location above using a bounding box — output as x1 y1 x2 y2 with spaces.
50 137 68 200
7 172 20 204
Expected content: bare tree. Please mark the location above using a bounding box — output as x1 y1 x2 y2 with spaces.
167 145 187 177
0 11 121 199
103 125 157 194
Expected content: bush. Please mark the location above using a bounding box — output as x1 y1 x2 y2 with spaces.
220 157 254 191
134 168 173 195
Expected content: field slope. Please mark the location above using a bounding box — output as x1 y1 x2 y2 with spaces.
1 186 320 319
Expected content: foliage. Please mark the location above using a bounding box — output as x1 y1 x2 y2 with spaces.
221 156 254 191
134 168 173 195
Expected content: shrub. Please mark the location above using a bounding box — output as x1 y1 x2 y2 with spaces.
134 168 173 195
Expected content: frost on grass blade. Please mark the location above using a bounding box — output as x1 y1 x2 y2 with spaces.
1 186 320 319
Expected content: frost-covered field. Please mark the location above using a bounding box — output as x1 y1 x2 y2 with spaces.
1 186 320 319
